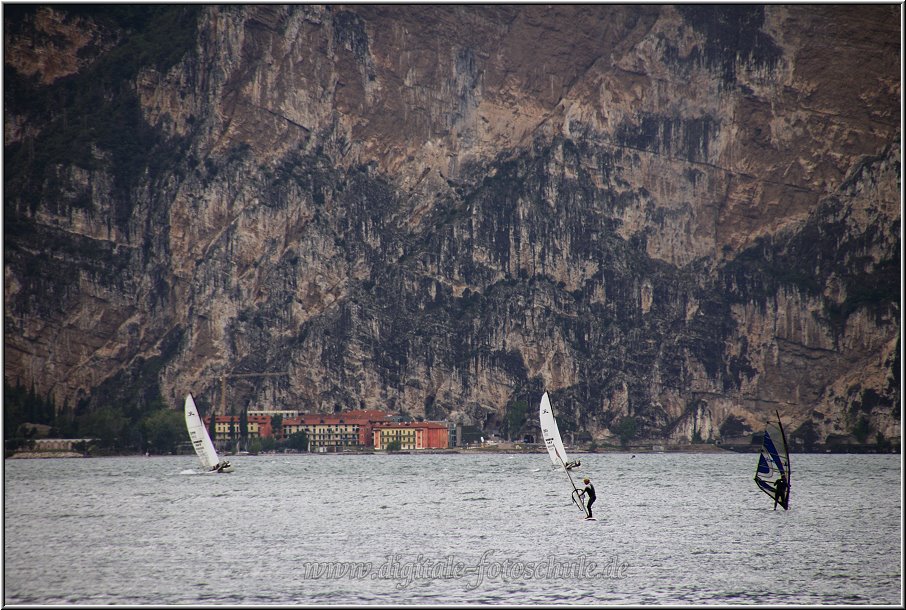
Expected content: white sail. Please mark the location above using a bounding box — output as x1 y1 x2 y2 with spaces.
184 393 226 471
539 392 588 517
539 391 570 468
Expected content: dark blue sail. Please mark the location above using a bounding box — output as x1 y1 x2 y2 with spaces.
754 413 791 509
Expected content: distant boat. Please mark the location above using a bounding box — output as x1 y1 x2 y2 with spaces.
184 393 234 473
539 392 589 518
754 410 790 510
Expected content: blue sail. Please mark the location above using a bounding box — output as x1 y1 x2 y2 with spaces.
754 413 791 509
762 431 787 478
756 453 771 475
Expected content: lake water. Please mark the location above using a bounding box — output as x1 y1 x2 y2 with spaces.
3 452 901 605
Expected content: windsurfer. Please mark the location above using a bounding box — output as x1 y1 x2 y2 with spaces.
773 475 789 511
565 459 581 470
578 477 596 518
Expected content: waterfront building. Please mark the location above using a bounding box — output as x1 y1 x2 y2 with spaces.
281 412 390 451
247 415 273 439
201 409 450 452
372 421 450 450
203 415 272 442
31 438 94 452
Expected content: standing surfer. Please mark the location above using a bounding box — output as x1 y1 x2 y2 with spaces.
578 477 596 519
754 411 791 510
773 475 789 511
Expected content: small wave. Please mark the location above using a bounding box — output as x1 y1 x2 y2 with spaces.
179 469 197 475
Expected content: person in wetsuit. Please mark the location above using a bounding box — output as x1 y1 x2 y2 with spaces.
773 475 789 511
578 477 596 519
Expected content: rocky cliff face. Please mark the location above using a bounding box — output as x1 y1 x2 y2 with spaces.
4 5 900 447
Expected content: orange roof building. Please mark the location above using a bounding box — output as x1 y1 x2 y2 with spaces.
202 415 272 441
202 409 453 452
282 411 390 450
372 421 450 450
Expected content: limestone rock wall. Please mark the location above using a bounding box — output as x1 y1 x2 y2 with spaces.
4 5 900 446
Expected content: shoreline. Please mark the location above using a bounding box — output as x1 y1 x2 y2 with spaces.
6 451 87 459
5 443 898 459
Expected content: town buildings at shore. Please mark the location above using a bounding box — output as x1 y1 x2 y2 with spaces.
203 409 455 451
372 421 450 450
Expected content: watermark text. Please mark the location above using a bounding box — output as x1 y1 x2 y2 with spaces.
300 550 629 590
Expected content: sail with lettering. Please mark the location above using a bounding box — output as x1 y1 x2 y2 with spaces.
539 392 589 518
754 410 790 509
185 393 234 473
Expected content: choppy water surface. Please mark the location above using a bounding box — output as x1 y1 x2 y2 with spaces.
3 452 901 604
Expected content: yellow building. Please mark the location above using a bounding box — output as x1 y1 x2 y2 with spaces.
282 415 372 450
210 416 239 442
372 422 450 450
374 425 418 450
204 415 273 441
